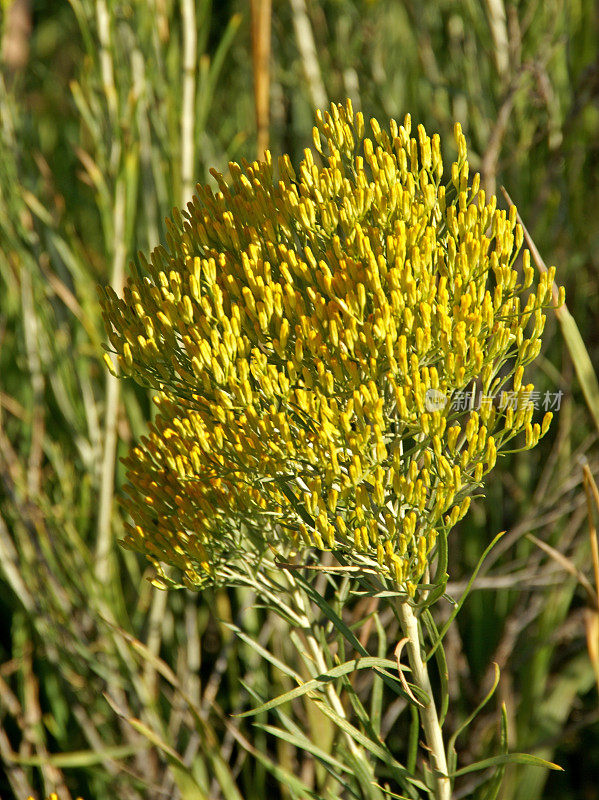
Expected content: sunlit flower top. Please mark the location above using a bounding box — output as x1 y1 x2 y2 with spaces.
26 794 85 800
100 100 563 594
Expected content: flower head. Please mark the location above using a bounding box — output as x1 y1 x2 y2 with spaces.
100 101 563 593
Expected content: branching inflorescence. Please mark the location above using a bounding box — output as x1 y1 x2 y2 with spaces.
100 100 563 595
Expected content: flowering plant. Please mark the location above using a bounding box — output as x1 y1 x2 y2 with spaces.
101 100 560 593
100 101 564 799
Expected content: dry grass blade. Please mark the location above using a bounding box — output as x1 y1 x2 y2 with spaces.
585 609 599 696
251 0 272 158
525 532 597 607
394 639 423 708
501 186 599 435
582 463 599 602
289 0 327 111
582 463 599 693
181 0 197 205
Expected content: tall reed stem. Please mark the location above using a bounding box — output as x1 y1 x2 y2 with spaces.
397 601 451 800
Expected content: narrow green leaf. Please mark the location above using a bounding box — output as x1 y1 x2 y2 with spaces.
339 669 385 754
126 717 187 766
248 746 320 799
243 679 361 799
450 753 563 778
479 703 509 800
126 717 209 799
407 704 419 777
370 613 387 737
422 610 449 723
448 663 501 759
237 656 402 718
207 749 247 800
559 306 599 434
225 622 304 683
426 531 505 663
373 783 419 800
313 697 428 795
197 13 243 129
123 143 141 250
296 574 369 654
419 528 449 609
22 189 54 226
255 723 350 773
6 744 144 768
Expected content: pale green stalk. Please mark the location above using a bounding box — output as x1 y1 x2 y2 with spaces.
289 0 327 110
180 0 197 206
291 581 384 800
95 175 126 584
397 601 451 800
93 0 128 585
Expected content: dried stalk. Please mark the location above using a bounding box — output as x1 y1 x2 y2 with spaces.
251 0 272 158
289 0 327 111
181 0 197 205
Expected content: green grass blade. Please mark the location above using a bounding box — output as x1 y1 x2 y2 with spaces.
6 744 145 768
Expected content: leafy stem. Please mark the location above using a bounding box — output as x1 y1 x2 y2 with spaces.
395 600 451 800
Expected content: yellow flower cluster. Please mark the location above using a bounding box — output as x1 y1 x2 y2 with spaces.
25 794 84 800
100 100 563 593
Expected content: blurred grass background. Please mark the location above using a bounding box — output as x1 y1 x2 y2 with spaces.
0 0 598 798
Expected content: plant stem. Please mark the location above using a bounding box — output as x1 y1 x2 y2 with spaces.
397 600 451 800
289 0 327 111
95 175 126 585
291 582 384 800
250 0 272 158
180 0 197 206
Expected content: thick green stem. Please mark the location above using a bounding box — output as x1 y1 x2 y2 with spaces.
397 601 451 800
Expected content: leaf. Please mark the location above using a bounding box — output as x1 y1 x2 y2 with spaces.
312 696 428 796
372 785 415 800
419 527 449 609
207 749 247 800
242 669 362 799
338 668 391 762
450 752 563 778
421 610 449 723
291 576 416 699
236 656 403 718
426 531 506 663
293 571 372 656
6 744 144 768
225 622 304 684
255 723 351 773
510 651 595 800
197 12 243 129
126 717 209 800
448 663 501 768
479 703 509 800
370 613 387 737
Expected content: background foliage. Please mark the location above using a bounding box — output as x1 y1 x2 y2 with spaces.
0 0 598 798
